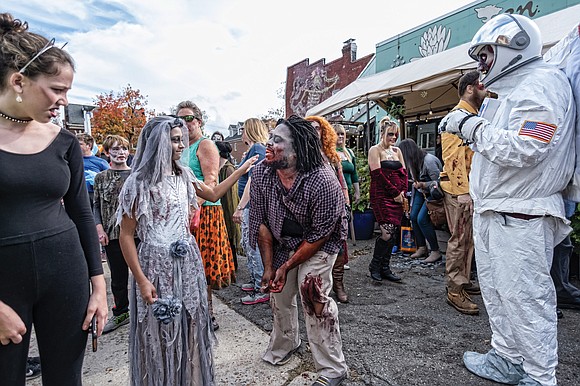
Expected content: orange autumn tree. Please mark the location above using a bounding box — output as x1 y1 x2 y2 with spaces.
91 84 154 149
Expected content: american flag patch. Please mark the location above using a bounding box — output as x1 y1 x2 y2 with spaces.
518 120 557 143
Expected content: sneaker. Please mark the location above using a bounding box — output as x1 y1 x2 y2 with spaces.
26 356 41 380
312 372 347 386
102 312 130 334
241 283 255 292
447 290 479 315
343 264 350 270
241 292 270 305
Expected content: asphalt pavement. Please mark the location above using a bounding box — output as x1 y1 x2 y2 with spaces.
27 234 580 385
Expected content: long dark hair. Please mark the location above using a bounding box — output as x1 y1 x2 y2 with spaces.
277 115 323 173
398 138 426 182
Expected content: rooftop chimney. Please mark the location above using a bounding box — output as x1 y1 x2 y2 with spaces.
342 38 357 62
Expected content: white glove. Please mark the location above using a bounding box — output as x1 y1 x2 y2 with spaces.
438 109 485 143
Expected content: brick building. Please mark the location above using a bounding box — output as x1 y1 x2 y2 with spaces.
286 38 373 118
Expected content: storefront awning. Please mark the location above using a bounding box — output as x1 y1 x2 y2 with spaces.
306 5 580 117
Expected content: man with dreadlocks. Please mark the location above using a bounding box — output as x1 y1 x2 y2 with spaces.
249 115 348 386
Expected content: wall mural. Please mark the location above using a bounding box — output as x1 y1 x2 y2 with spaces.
290 67 339 117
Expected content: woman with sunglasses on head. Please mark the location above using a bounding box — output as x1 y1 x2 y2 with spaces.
398 138 443 263
306 116 350 303
118 116 257 385
367 117 408 282
175 101 235 331
0 13 108 385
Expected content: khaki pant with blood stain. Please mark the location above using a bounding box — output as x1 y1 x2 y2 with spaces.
262 250 348 378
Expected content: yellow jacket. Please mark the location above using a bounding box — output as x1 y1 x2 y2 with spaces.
440 100 475 195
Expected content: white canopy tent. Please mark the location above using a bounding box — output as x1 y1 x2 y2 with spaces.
306 5 580 117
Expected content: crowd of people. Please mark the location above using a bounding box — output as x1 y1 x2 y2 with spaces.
1 10 580 386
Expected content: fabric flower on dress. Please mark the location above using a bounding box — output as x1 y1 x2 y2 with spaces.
152 295 182 324
170 239 189 259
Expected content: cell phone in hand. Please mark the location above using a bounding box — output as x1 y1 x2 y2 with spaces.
89 315 98 352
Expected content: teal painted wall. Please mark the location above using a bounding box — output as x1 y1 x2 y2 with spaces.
374 0 580 74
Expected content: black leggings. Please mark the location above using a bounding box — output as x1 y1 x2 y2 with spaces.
105 239 129 316
0 228 90 386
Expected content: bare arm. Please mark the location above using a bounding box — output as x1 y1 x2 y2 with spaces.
368 146 381 171
258 224 276 292
195 155 258 203
233 177 251 224
119 214 157 305
196 139 220 206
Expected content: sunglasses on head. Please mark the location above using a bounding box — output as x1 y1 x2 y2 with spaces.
178 115 198 123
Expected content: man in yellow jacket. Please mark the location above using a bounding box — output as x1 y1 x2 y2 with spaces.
439 71 487 315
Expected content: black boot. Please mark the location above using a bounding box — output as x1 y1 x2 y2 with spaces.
370 238 388 281
381 238 401 282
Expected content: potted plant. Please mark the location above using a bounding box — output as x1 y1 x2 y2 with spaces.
351 151 375 240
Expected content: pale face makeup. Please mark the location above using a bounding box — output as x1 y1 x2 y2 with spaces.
108 141 129 166
265 123 295 170
170 127 185 161
476 45 495 76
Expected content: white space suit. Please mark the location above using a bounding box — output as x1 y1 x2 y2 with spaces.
439 14 576 386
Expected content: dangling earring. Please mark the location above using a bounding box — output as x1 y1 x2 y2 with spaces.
16 95 22 103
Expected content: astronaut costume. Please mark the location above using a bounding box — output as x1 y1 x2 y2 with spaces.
439 14 576 386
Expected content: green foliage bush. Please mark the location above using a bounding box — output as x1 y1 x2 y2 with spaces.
352 150 371 213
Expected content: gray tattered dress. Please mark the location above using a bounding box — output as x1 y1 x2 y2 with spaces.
118 174 215 386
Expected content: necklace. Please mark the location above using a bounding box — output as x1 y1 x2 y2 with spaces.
0 110 32 124
379 142 395 160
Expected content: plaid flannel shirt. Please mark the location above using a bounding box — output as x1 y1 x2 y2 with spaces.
249 162 347 270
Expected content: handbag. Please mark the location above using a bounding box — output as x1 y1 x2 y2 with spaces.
423 179 446 227
425 197 446 227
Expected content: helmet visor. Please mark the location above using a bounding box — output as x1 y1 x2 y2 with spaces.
469 15 529 59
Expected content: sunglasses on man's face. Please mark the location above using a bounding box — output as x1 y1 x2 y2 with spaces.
178 115 198 123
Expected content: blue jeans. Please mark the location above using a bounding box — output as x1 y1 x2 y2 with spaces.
410 190 439 251
242 207 264 291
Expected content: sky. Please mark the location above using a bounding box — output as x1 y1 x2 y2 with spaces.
4 0 474 135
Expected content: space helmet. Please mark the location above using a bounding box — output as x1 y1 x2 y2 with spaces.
468 14 542 86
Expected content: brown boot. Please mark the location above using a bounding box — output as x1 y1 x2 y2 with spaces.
464 282 481 296
333 251 349 303
447 289 479 315
410 246 428 259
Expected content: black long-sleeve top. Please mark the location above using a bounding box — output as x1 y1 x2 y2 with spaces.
0 129 103 277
